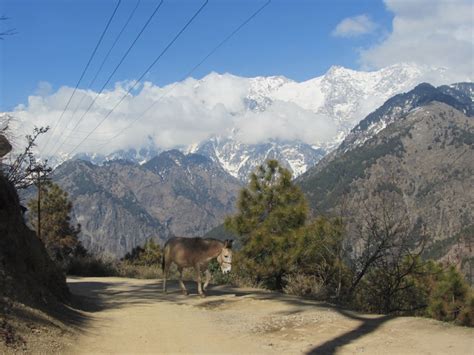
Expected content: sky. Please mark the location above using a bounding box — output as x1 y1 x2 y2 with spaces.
0 0 473 158
1 0 395 110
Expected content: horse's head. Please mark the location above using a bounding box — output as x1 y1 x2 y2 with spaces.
217 239 233 274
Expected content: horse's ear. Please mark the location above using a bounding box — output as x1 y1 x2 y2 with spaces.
225 239 234 249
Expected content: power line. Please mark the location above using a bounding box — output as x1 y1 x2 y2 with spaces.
46 0 165 157
41 0 122 155
64 0 210 158
93 0 271 151
69 0 142 120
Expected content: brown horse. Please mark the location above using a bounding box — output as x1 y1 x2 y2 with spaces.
162 237 233 296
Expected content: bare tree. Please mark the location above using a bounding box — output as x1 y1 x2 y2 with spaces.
3 126 51 190
346 187 428 312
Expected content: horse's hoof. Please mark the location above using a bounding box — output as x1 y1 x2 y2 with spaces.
182 291 189 296
199 293 206 298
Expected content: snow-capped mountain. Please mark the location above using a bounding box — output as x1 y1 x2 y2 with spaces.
67 63 457 180
192 137 325 181
190 63 453 180
74 146 162 166
337 82 474 155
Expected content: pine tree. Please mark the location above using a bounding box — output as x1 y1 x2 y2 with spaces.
225 160 308 289
28 182 81 263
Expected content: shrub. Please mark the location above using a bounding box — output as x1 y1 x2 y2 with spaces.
283 274 326 299
123 239 162 266
426 265 472 325
66 256 118 277
208 259 232 285
117 263 162 279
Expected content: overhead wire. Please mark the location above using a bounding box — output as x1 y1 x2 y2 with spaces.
68 0 142 120
46 0 165 157
92 0 272 151
41 0 122 155
63 0 210 158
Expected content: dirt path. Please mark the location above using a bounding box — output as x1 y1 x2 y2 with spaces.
66 277 473 354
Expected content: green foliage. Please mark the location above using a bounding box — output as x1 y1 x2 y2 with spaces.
67 255 118 277
208 259 233 285
226 160 307 239
225 160 308 289
351 258 473 326
351 256 429 314
123 238 162 266
283 274 326 299
426 265 472 325
28 182 81 263
291 217 350 299
66 255 163 279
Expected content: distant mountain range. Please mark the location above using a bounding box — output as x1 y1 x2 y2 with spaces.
31 73 473 261
69 63 456 181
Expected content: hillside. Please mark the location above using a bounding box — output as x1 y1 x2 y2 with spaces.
0 138 68 305
0 136 71 352
45 150 241 257
298 102 473 277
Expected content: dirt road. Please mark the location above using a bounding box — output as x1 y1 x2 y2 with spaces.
65 277 473 354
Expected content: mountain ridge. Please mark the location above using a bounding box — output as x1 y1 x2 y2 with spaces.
57 63 463 181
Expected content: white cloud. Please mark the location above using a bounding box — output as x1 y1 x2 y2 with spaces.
360 0 474 81
235 101 336 145
8 72 336 159
332 15 377 38
35 81 53 97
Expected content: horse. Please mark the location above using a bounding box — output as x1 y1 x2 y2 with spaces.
161 237 233 297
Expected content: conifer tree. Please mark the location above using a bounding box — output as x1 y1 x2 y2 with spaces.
28 182 81 262
225 160 307 289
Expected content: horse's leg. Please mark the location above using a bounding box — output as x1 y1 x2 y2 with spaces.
196 264 205 297
163 261 169 294
178 267 188 295
203 269 211 291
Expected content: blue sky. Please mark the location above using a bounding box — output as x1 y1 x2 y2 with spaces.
0 0 394 110
1 0 472 158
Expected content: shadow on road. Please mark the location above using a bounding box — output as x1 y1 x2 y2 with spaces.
66 277 397 352
67 277 335 314
306 309 395 355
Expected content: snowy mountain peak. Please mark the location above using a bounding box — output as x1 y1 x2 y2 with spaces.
48 63 466 181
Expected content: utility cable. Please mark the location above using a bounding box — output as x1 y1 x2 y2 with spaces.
69 0 142 120
47 0 165 157
41 0 122 154
63 0 209 158
94 0 271 150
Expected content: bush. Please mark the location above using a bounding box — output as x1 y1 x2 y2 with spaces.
66 256 119 277
283 274 326 299
426 265 473 326
67 255 165 279
123 239 162 266
116 262 163 279
208 259 232 285
348 258 473 326
457 293 474 326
